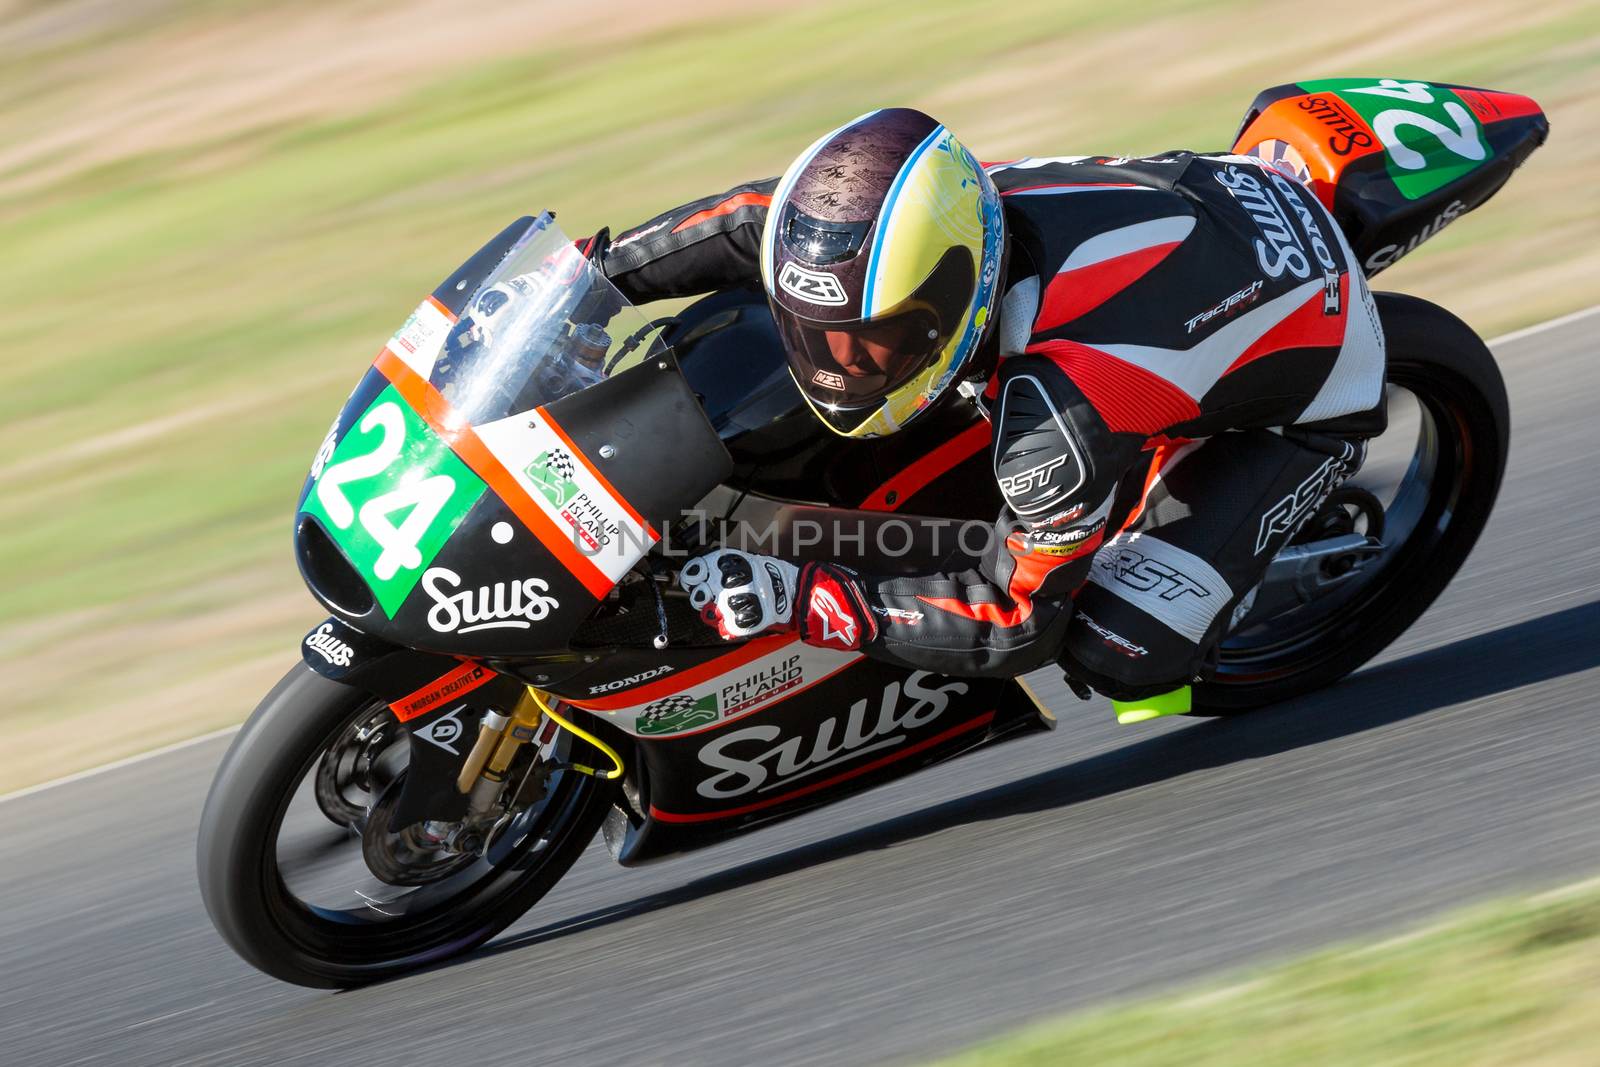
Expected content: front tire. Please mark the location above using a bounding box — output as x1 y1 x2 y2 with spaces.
198 664 615 987
1193 293 1510 712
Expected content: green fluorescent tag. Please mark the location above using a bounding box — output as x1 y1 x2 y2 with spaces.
1297 78 1489 200
301 385 486 617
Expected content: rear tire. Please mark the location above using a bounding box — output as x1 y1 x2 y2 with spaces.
198 664 615 987
1193 293 1509 713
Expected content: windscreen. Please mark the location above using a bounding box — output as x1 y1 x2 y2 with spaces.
387 213 661 421
295 214 679 648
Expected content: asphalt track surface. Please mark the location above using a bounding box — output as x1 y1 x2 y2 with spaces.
6 309 1600 1067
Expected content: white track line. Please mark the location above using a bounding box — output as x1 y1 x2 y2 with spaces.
1488 302 1600 345
5 302 1598 806
0 725 240 805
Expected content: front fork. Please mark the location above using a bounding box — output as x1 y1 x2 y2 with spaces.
457 688 547 818
450 687 625 853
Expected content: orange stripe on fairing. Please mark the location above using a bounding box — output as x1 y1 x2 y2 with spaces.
648 711 996 823
670 192 772 234
424 294 457 322
858 420 992 512
537 405 656 538
373 349 615 600
564 633 799 712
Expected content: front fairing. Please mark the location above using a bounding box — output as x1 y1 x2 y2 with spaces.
294 214 729 657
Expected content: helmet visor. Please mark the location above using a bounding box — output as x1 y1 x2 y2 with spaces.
774 245 975 433
777 306 943 403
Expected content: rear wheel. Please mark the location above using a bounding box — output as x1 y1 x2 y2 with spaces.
1193 293 1509 713
198 664 616 987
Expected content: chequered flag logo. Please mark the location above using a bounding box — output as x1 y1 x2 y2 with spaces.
637 692 719 736
545 449 576 482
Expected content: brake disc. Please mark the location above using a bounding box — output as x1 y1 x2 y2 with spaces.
360 775 477 887
314 705 404 828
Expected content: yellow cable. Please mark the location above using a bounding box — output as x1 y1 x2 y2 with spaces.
525 687 625 780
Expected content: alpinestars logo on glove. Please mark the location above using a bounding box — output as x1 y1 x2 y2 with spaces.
808 587 857 650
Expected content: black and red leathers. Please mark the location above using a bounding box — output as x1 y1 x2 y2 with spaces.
592 152 1385 697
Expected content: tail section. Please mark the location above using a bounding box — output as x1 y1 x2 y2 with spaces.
1232 79 1548 275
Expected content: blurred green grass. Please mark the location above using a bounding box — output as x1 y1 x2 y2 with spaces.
0 0 1596 785
936 878 1600 1066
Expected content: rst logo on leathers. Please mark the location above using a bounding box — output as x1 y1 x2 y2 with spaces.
778 262 848 306
994 374 1088 517
998 455 1068 500
694 671 967 799
1097 549 1211 601
1255 445 1356 553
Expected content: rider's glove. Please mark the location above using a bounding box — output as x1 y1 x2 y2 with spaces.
679 550 877 651
680 549 800 640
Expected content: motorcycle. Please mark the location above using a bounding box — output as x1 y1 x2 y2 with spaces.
198 78 1546 987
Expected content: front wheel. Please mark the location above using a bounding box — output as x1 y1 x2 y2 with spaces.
197 664 616 987
1193 293 1510 712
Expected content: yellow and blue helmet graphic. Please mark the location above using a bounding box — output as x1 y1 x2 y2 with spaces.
761 109 1005 438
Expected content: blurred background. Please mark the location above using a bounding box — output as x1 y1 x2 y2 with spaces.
1 0 1593 792
1 0 1597 1062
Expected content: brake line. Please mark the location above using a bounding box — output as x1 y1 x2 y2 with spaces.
526 687 625 780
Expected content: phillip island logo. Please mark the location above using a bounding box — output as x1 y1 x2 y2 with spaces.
526 448 622 554
637 693 720 736
778 262 848 305
526 449 580 509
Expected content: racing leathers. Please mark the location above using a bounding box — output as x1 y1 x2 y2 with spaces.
591 152 1386 699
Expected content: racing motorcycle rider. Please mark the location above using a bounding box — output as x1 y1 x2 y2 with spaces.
583 108 1385 718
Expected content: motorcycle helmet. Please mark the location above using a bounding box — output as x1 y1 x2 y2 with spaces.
761 108 1005 438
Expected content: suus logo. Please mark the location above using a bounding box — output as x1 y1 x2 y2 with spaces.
303 622 355 667
694 671 968 799
422 567 560 634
